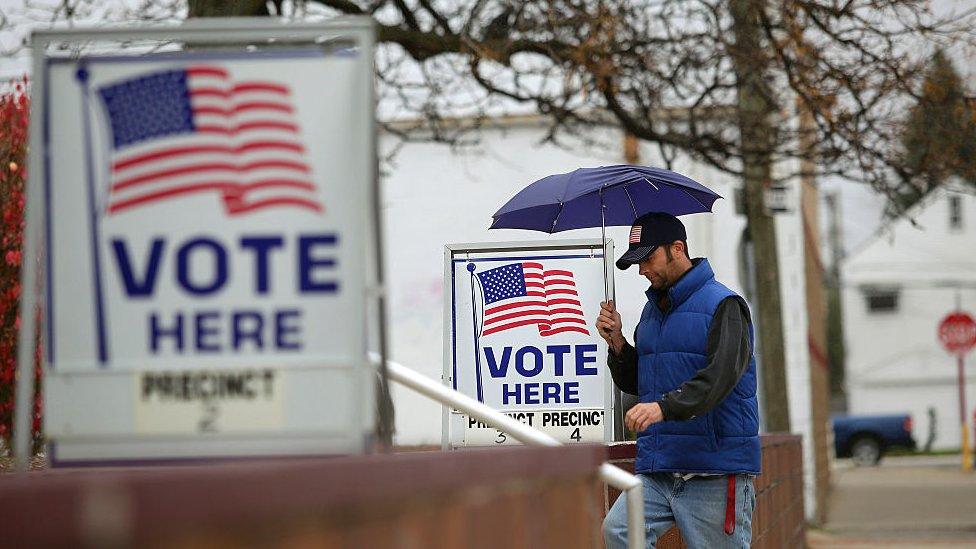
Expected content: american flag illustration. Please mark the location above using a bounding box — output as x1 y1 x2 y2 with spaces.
476 262 590 337
97 65 322 216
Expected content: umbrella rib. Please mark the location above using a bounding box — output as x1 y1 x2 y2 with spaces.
644 177 711 212
676 184 710 211
623 184 639 219
549 201 564 234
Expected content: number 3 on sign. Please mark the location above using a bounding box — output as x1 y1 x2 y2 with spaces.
495 430 507 444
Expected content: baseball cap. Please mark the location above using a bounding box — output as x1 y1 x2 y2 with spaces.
615 212 687 270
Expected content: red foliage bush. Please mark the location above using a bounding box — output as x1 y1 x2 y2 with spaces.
0 78 43 455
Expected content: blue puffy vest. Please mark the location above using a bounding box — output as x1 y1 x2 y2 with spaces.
633 259 761 474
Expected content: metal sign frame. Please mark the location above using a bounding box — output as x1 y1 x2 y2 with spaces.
442 239 618 449
15 18 386 467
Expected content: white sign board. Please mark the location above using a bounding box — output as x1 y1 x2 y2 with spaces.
443 240 616 447
31 21 379 464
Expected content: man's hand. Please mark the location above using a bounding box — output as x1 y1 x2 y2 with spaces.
596 300 627 354
625 402 664 432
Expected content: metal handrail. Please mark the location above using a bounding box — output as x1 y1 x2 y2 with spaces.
383 358 644 549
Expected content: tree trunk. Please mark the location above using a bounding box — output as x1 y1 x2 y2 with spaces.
187 0 270 18
729 0 792 432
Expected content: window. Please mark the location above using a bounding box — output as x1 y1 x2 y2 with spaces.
949 195 963 231
863 287 899 314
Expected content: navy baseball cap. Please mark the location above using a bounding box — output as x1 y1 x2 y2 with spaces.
615 212 687 270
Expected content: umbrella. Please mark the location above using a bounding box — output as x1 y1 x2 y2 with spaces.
489 164 722 299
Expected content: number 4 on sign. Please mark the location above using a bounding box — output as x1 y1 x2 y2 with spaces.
570 428 581 442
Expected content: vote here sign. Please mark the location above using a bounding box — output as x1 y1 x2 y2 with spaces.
32 22 378 464
444 240 615 447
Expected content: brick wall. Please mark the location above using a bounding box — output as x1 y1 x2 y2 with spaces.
604 433 805 548
0 446 607 548
1 437 804 548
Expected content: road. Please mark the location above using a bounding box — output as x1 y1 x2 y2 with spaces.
808 455 976 548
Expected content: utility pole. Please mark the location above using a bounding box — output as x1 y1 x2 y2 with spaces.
729 0 791 432
954 291 973 472
825 192 844 284
823 191 848 407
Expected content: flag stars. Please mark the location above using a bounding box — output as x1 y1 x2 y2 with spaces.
478 263 527 304
98 69 196 149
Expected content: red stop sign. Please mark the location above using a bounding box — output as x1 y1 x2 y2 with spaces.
939 312 976 354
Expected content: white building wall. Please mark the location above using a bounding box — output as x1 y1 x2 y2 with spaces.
842 185 976 450
772 175 816 519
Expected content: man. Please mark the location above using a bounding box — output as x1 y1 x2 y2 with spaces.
598 212 759 549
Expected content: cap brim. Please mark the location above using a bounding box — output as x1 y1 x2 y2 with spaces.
615 246 656 270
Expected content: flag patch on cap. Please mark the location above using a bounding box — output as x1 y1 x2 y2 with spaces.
629 226 642 244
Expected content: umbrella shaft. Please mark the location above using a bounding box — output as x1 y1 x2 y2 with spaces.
601 197 609 302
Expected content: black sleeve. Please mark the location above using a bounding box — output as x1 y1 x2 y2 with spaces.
607 341 639 396
657 297 752 421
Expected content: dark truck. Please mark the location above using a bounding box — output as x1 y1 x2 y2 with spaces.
832 413 917 466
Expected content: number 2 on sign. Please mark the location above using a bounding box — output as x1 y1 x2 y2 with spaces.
199 402 220 433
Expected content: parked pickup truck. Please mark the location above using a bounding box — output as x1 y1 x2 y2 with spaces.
832 413 917 466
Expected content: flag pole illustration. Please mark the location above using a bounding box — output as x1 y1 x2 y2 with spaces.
467 262 485 403
76 64 110 366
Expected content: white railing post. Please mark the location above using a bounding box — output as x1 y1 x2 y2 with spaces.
599 463 645 549
381 358 645 549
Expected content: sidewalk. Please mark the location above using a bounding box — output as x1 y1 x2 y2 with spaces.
808 456 976 548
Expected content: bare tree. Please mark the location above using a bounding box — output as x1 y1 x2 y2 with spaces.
269 0 972 432
4 0 974 431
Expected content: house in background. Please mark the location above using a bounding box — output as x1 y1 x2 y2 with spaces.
378 116 830 521
841 180 976 450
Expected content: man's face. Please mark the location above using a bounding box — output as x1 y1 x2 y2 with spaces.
637 245 674 289
637 243 681 290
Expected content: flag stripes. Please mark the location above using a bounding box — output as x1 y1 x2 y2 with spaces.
629 225 642 244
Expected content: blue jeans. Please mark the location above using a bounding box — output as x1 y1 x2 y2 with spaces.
603 473 755 549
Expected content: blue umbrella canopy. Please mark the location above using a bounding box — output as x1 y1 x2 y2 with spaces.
489 165 721 232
